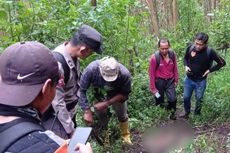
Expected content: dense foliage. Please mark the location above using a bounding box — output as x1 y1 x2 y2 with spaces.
0 0 229 152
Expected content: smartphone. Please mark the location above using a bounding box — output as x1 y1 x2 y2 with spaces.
155 92 161 99
68 127 92 153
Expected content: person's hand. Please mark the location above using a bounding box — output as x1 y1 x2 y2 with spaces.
84 110 93 125
94 101 109 112
154 92 161 99
174 82 178 87
202 70 210 77
185 66 191 73
67 130 75 139
75 142 93 153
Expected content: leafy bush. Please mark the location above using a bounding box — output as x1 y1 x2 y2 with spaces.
1 0 230 152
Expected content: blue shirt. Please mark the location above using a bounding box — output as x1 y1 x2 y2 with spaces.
79 60 131 111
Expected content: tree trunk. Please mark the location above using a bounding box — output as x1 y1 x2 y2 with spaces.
208 0 212 12
163 0 170 30
91 0 97 6
213 0 217 9
168 0 174 30
146 0 160 37
203 0 209 21
207 0 212 22
172 0 178 30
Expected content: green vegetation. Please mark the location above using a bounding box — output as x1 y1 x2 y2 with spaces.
0 0 229 152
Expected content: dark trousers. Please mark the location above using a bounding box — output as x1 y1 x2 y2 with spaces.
41 110 77 139
42 114 69 139
155 78 177 111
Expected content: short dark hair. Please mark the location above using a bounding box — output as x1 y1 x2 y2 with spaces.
158 38 170 47
70 35 82 46
195 32 209 44
51 73 60 86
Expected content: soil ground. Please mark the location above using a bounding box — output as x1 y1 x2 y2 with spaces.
122 120 230 153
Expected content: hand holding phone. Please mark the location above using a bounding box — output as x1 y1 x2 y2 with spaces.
75 142 93 153
155 92 161 99
185 66 191 73
68 127 92 153
185 66 193 75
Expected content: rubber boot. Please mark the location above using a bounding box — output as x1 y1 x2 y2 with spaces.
119 121 132 145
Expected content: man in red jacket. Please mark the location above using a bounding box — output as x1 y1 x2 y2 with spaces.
149 38 179 120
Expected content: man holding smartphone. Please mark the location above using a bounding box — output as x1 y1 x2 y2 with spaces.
148 38 179 120
181 32 226 119
0 41 93 153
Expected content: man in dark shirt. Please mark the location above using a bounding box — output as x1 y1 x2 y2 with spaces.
0 41 93 153
79 56 132 144
181 32 226 119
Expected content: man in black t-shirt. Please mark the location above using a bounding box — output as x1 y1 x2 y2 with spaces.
181 32 226 119
0 41 93 153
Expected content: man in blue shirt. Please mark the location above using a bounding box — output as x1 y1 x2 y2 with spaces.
79 56 132 144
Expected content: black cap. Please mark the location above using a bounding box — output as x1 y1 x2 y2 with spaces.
0 41 59 106
72 25 103 54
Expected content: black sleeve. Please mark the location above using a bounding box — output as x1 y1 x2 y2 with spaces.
79 66 93 111
209 49 226 72
184 46 190 66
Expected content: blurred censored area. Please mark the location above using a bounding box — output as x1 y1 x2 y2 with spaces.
143 121 194 153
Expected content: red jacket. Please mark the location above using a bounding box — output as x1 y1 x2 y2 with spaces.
148 52 179 94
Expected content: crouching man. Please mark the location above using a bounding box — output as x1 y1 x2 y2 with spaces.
79 57 132 144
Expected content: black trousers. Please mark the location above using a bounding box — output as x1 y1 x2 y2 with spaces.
41 107 77 139
155 78 177 111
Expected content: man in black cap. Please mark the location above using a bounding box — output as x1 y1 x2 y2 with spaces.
42 24 103 138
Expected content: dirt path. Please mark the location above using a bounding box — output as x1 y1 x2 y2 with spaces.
123 121 230 153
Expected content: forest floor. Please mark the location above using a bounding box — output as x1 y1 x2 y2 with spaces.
123 119 230 153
